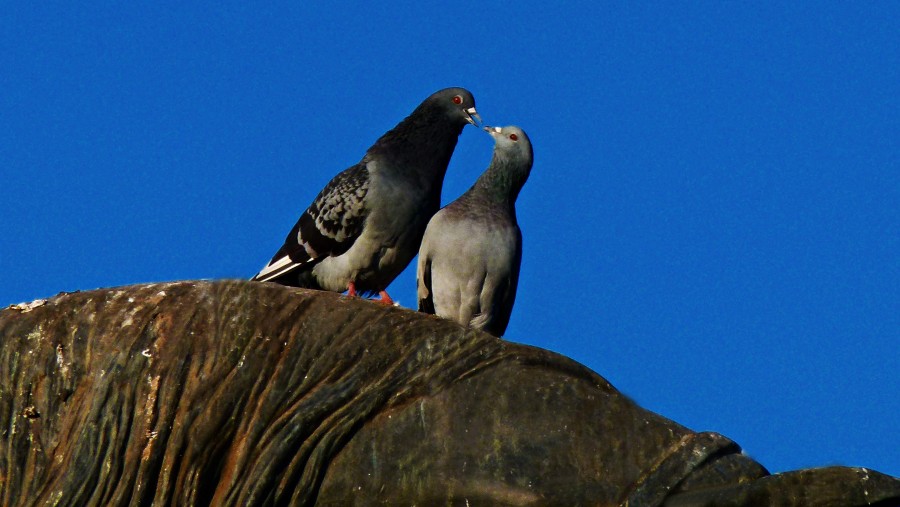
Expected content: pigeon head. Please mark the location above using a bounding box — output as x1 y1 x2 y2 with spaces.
478 125 533 203
367 87 481 181
426 87 482 128
486 126 533 166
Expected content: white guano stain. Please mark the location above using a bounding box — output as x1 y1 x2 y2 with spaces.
9 299 47 312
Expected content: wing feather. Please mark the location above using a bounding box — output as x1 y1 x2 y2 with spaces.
252 163 370 283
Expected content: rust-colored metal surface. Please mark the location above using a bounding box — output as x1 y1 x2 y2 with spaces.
0 281 897 506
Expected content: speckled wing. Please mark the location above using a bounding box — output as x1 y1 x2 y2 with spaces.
252 164 369 282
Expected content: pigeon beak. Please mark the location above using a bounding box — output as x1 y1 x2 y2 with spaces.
483 125 502 135
465 107 483 128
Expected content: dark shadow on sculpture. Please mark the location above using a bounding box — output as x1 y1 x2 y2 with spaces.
1 280 897 506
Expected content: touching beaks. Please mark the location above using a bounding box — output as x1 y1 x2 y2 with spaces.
465 107 483 128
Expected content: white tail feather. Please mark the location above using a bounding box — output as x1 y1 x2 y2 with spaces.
252 256 304 282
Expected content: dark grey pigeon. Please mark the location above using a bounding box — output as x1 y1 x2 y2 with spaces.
417 125 533 336
252 88 481 304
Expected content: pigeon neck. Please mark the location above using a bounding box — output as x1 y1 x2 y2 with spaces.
469 153 530 208
371 104 464 187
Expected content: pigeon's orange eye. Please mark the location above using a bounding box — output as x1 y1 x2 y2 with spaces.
509 133 518 141
452 95 463 105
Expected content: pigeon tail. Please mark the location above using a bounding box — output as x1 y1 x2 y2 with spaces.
469 312 491 331
251 256 306 283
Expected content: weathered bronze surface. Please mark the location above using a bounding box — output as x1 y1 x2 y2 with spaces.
1 280 897 505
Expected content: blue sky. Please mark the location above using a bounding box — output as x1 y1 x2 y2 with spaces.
2 3 897 478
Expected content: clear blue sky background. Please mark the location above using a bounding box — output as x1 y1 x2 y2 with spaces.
2 3 897 478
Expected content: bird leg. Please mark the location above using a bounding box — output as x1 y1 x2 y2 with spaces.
377 290 395 306
345 282 393 305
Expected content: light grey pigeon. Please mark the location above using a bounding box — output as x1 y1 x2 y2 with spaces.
251 88 481 304
417 125 533 336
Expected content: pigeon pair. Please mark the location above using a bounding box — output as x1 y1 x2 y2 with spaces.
252 88 532 337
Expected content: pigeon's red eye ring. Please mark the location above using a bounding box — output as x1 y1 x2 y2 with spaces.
509 133 518 141
452 95 463 105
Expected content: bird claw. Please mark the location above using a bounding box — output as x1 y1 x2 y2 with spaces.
376 291 395 306
343 283 393 306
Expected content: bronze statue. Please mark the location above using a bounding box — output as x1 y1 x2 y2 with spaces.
1 281 897 505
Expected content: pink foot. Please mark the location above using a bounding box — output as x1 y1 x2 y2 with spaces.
377 290 395 306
